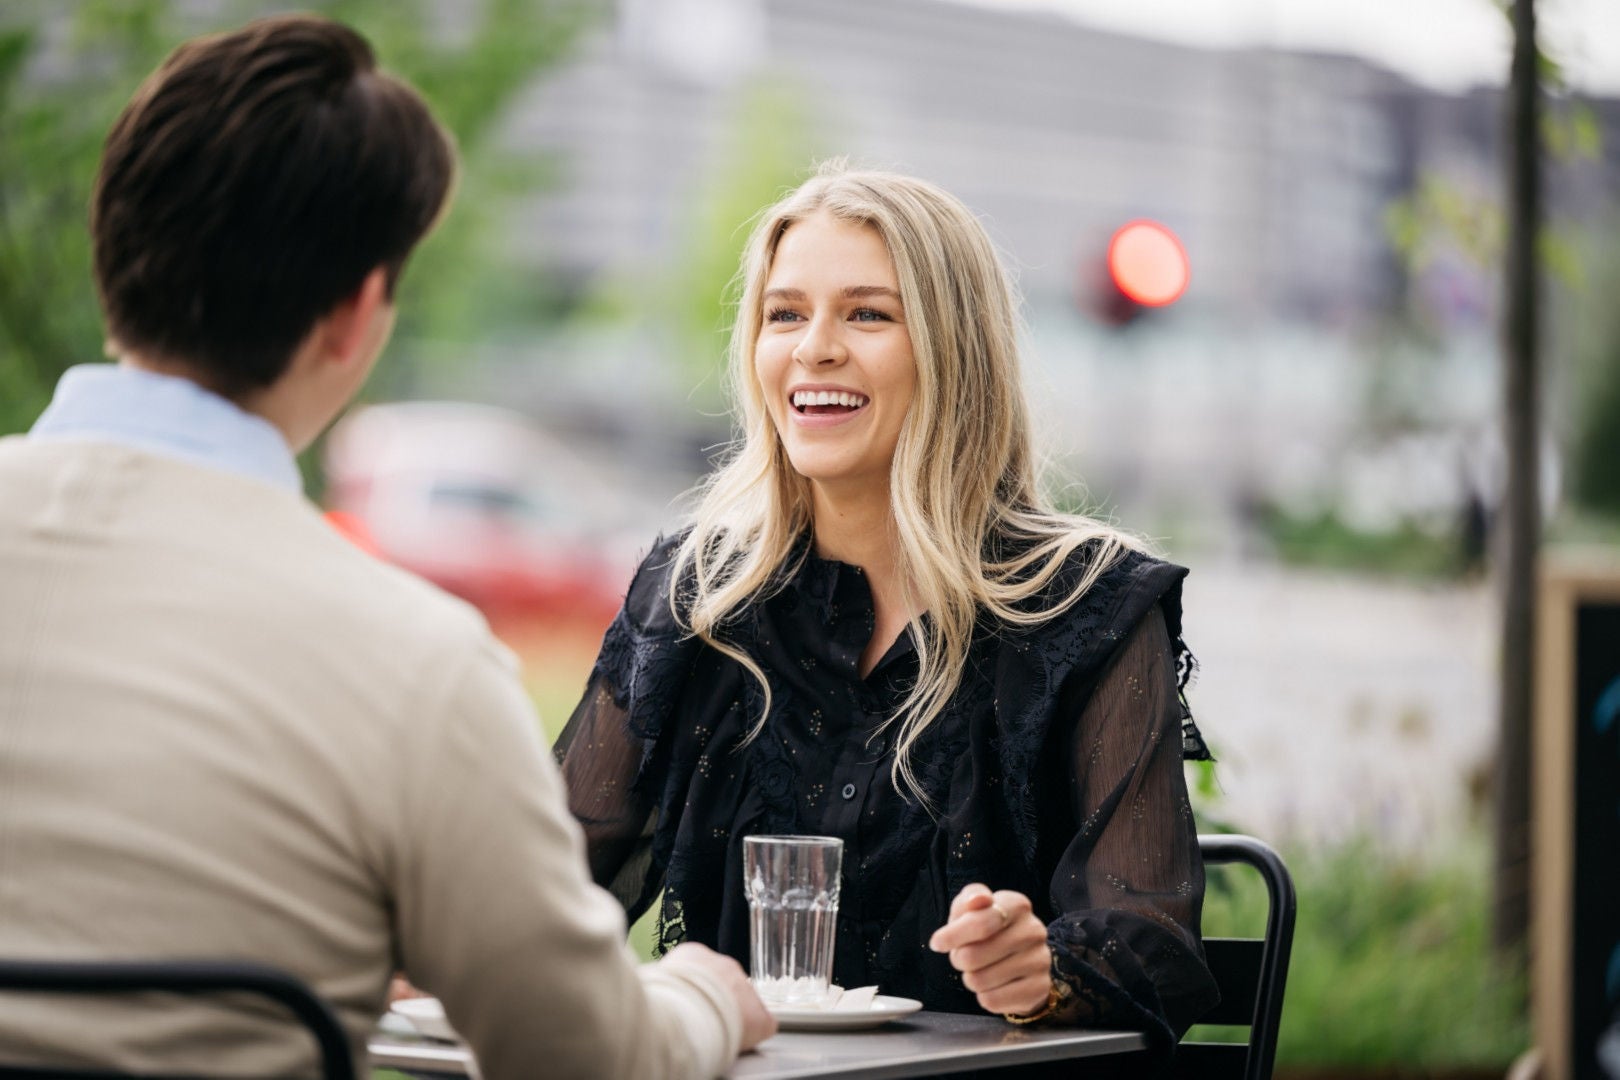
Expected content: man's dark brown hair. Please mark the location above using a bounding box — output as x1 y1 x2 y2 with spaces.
91 15 456 397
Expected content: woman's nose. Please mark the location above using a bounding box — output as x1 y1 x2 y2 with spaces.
792 317 847 366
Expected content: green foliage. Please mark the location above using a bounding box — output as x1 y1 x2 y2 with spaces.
1547 510 1620 548
628 900 661 963
1570 359 1620 516
0 0 593 435
1381 66 1601 327
1257 503 1472 580
323 0 599 374
1566 222 1620 518
1383 175 1503 276
659 78 827 403
1542 103 1604 165
0 4 166 435
1198 838 1529 1068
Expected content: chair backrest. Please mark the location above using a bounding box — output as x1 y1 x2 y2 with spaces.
0 958 355 1080
1167 833 1297 1080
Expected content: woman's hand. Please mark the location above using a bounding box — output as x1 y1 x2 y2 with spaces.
928 884 1053 1017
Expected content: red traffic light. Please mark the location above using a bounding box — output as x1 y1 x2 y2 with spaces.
1106 220 1189 307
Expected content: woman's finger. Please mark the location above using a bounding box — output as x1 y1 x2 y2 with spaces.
948 883 993 921
930 885 994 952
932 887 1041 954
989 890 1033 923
930 902 1004 952
947 912 1047 973
957 939 1052 994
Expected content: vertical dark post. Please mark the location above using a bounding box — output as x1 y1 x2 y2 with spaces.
1494 0 1541 955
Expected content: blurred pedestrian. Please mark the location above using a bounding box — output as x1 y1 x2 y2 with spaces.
557 164 1220 1062
0 14 770 1078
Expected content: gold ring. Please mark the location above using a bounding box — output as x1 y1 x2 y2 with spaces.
990 902 1010 929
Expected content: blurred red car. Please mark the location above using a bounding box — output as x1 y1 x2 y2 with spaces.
324 402 647 629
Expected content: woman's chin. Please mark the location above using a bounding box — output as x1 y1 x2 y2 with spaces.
784 452 845 483
796 470 894 505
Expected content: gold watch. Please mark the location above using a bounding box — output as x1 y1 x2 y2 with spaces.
1003 975 1071 1026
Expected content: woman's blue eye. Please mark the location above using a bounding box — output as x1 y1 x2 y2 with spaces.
851 308 891 322
766 308 802 323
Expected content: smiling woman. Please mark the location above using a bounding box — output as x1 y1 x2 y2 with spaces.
555 162 1220 1064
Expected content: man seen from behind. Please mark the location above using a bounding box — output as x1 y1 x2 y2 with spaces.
0 15 772 1078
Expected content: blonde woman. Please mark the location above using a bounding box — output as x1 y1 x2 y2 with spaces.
557 165 1219 1053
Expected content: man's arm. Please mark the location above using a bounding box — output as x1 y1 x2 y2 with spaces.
389 635 770 1080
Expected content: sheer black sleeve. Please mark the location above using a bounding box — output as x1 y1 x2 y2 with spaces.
553 536 694 923
554 673 660 920
1042 604 1219 1041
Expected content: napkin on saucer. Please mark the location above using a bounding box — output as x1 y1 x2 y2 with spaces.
824 985 879 1012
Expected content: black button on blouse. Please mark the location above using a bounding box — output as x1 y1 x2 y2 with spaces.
557 533 1219 1050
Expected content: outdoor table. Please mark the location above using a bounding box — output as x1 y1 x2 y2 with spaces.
370 1011 1149 1079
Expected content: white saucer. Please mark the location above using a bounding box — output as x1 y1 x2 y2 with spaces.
767 995 923 1031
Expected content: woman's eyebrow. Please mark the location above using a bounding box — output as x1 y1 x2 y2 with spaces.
762 285 900 302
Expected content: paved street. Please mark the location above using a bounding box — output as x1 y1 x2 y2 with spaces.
1182 561 1496 854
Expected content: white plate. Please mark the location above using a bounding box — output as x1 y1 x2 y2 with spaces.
389 997 461 1043
766 995 923 1031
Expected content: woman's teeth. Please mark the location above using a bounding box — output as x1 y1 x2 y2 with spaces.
792 390 869 411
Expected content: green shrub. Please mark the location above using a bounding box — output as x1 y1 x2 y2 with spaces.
1196 837 1529 1069
1257 505 1469 581
1567 222 1620 518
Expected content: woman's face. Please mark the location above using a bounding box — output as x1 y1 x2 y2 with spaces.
755 211 917 500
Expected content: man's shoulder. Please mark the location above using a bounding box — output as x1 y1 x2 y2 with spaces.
3 436 498 663
161 465 515 717
0 432 67 479
314 536 490 634
243 499 498 662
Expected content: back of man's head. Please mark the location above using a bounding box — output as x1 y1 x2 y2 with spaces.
91 15 456 399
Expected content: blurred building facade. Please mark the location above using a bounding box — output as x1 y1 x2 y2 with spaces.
504 0 1614 323
467 0 1619 542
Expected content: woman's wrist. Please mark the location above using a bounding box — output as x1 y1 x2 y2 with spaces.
1003 977 1068 1025
1002 953 1072 1026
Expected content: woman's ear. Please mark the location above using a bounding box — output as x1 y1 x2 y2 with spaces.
320 267 391 365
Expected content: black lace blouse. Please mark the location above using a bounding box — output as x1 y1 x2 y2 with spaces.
556 534 1220 1049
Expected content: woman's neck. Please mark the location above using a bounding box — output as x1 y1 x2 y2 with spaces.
810 480 893 567
810 480 915 677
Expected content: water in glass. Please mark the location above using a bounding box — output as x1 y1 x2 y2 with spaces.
743 835 843 1006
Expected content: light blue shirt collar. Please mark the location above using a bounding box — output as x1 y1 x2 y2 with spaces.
30 364 303 494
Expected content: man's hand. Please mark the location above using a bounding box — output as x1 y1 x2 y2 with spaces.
386 974 429 1004
660 942 778 1051
928 884 1052 1017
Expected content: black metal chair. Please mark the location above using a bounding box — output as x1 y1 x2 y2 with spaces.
0 958 355 1080
1167 833 1297 1080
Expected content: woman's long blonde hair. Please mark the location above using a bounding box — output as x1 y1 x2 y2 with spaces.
671 162 1139 801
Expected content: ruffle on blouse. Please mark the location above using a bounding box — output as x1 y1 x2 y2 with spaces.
590 534 700 793
992 547 1211 865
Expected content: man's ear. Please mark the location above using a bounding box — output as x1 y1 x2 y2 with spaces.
320 267 391 365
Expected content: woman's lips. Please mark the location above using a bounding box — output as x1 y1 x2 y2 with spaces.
790 401 868 426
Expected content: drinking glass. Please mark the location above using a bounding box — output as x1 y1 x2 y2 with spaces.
742 835 843 1007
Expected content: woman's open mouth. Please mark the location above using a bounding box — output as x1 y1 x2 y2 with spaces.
791 389 869 417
